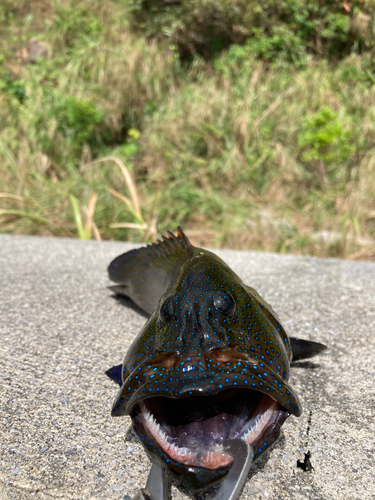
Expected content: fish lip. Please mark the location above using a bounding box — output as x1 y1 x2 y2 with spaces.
130 388 290 472
111 363 302 418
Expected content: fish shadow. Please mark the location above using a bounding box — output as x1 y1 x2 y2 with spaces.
109 293 148 319
291 361 321 369
124 425 140 445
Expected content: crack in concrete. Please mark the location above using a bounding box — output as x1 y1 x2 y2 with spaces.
297 409 314 471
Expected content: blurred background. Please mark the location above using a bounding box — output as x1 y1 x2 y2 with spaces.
0 0 374 259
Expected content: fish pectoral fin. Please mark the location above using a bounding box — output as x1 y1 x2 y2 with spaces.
108 227 194 315
105 364 123 386
290 337 327 361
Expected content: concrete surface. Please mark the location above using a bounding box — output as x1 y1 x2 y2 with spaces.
0 234 374 500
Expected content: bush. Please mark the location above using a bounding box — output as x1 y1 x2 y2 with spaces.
0 68 26 103
53 95 104 152
127 0 374 62
298 106 355 185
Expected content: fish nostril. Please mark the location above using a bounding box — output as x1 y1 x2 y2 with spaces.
159 298 174 325
213 293 236 318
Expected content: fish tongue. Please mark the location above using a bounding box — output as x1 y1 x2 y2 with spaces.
172 413 230 451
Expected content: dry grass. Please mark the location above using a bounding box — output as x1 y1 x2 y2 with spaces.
1 0 375 259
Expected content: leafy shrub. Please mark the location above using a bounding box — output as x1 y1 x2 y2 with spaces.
1 80 106 169
298 106 354 184
127 0 374 62
0 64 26 103
54 95 104 150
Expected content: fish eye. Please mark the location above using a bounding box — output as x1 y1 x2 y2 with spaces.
213 293 236 318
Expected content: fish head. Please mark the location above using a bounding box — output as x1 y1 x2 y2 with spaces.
111 250 302 488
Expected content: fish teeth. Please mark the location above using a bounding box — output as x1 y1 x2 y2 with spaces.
141 403 194 460
241 407 274 444
140 404 231 469
143 404 172 447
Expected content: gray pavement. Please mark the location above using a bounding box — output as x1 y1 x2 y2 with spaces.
0 234 374 500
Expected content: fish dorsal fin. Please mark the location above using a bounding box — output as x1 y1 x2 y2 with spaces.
108 227 194 315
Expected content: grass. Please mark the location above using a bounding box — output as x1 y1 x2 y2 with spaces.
0 0 375 259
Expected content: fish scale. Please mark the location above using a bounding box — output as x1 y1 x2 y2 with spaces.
107 228 326 489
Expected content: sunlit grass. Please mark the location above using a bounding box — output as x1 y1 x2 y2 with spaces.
0 0 374 259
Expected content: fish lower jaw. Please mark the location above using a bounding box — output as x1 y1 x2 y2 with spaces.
136 392 284 471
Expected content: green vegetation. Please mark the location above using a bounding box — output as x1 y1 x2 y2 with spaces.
128 0 371 62
1 0 375 259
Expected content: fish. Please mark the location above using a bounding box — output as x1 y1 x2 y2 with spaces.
106 228 326 489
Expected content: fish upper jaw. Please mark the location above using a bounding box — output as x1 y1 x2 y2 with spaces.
111 351 302 418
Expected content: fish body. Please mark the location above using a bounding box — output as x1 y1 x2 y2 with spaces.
107 228 325 488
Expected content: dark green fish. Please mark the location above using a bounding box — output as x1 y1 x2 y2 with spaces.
107 228 326 489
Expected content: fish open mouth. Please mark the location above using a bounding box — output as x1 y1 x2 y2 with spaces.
131 389 289 471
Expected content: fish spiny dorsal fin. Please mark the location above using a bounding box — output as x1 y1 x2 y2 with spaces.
108 227 194 315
